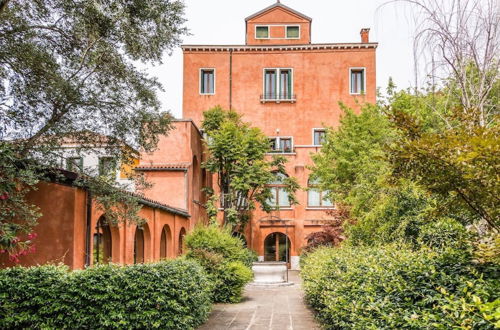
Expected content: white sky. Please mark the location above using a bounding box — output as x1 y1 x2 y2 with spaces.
147 0 418 118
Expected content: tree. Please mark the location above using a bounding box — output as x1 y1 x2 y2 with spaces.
0 0 187 256
201 106 299 230
386 0 499 231
394 0 499 128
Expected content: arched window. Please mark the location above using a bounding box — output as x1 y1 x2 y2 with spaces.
178 228 186 255
264 232 291 263
267 173 291 208
134 227 145 264
308 177 333 207
160 225 171 259
93 217 112 264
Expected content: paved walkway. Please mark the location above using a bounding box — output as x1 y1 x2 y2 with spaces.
198 271 321 330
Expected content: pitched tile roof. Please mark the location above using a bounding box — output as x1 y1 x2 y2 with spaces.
245 2 312 22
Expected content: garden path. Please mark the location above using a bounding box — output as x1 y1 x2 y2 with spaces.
198 271 320 330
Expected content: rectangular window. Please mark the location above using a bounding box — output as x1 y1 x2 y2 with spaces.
66 157 83 172
286 26 300 39
263 68 293 101
313 129 326 146
99 157 116 176
200 69 215 94
308 188 334 207
350 68 365 94
267 187 291 208
269 137 293 153
256 26 269 39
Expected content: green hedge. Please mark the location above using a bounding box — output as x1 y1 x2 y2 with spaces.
0 259 212 329
185 225 254 303
301 245 499 329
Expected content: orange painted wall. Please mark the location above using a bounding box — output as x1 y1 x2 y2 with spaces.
246 7 311 45
180 5 377 262
0 181 190 269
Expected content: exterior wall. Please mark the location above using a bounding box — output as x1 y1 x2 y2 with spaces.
0 181 190 269
246 7 311 45
138 120 208 229
181 5 377 269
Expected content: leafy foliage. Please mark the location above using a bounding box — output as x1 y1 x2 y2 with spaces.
185 225 255 303
201 106 299 229
0 0 187 253
0 260 212 329
301 245 499 329
303 222 345 254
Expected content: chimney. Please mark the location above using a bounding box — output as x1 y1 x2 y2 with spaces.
360 28 370 43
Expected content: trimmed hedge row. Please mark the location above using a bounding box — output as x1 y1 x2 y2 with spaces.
0 259 212 329
301 245 499 329
185 225 255 303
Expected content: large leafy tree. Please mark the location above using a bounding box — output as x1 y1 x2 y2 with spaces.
0 0 187 257
202 106 299 230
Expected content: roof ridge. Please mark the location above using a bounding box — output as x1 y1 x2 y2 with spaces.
245 2 312 22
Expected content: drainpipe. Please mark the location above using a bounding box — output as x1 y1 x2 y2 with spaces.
229 48 233 110
84 190 92 267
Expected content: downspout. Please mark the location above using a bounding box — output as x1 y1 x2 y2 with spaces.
84 190 92 267
229 48 233 110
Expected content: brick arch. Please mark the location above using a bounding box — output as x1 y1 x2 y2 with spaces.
159 224 173 259
133 223 152 263
92 215 120 265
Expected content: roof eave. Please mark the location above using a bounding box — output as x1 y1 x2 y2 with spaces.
245 3 312 22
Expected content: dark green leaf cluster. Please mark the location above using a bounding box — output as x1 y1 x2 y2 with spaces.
301 244 499 329
185 225 255 303
0 259 212 329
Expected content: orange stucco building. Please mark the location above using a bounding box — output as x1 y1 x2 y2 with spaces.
142 2 377 269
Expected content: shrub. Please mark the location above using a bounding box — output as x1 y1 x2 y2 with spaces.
185 225 255 303
301 245 499 329
417 217 472 251
0 259 212 329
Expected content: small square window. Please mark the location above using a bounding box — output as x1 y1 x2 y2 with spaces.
67 157 83 172
286 26 300 39
313 129 326 146
200 69 215 94
256 26 269 39
350 69 365 94
99 157 116 176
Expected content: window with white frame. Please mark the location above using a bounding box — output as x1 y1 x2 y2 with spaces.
263 68 293 100
307 178 333 207
313 129 326 146
350 68 365 94
66 157 83 172
256 26 269 39
286 26 300 39
269 137 293 153
267 173 291 208
200 69 215 94
99 157 116 176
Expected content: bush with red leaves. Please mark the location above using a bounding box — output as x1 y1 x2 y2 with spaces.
304 222 346 253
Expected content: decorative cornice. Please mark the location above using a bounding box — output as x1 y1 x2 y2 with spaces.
182 43 378 52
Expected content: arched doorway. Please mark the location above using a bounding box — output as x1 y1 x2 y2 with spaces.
264 232 291 263
134 227 145 264
178 227 186 255
160 225 172 259
93 216 112 264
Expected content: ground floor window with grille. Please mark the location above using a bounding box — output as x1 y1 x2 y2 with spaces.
200 68 215 94
308 178 334 207
350 68 365 94
263 68 293 101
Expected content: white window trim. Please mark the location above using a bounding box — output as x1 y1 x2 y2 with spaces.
312 128 326 147
286 25 301 39
261 68 295 102
255 25 270 39
349 67 366 95
199 68 216 95
255 24 302 40
267 136 294 154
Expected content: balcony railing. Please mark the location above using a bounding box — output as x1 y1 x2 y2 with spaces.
260 93 296 103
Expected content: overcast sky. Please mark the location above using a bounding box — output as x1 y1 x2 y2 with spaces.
147 0 418 118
